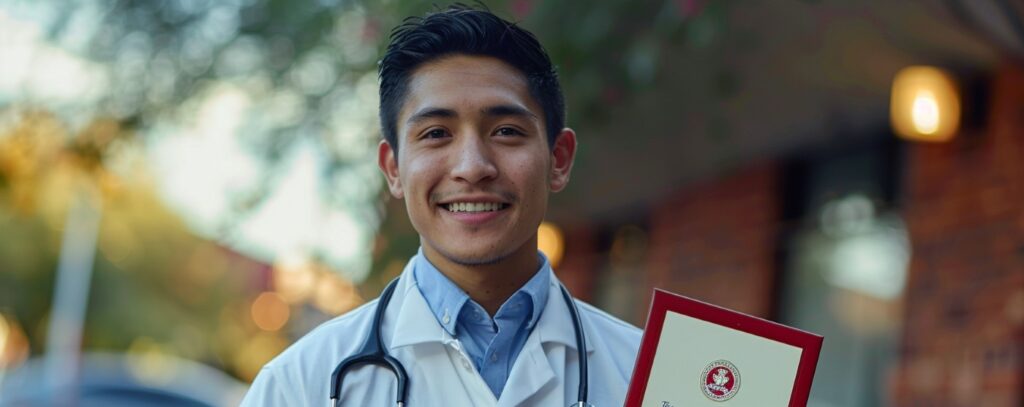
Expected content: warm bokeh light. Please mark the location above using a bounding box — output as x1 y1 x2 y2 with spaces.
126 336 176 385
272 254 318 304
313 273 362 315
250 292 290 331
910 90 940 134
234 333 288 382
0 314 8 359
0 313 29 370
537 221 564 268
891 66 961 142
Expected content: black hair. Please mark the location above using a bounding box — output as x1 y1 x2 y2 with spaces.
378 4 565 154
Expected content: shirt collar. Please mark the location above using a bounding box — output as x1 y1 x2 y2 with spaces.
387 254 592 353
412 248 551 336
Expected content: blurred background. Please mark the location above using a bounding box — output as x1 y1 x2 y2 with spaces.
1 0 1022 405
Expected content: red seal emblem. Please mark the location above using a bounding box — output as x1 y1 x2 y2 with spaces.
700 360 740 401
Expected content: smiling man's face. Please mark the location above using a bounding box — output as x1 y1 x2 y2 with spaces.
378 54 575 267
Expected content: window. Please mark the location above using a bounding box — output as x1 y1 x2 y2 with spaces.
778 139 906 407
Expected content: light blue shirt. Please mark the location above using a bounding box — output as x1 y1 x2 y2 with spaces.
413 248 550 398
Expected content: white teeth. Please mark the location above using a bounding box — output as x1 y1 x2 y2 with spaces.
446 202 505 212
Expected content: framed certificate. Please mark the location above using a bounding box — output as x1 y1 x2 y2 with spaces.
625 289 823 407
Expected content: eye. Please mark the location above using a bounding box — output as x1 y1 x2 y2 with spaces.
495 127 524 137
423 128 449 139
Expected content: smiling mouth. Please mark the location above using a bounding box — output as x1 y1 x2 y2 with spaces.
441 202 510 213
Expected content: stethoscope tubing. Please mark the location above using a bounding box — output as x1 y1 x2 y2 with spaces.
329 277 590 406
559 281 589 406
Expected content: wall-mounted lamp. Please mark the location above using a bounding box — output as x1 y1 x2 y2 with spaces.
537 221 565 268
890 66 962 142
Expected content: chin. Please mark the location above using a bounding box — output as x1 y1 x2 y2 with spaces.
442 247 508 266
433 241 515 266
448 254 505 266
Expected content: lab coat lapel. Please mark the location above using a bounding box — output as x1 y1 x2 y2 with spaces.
384 260 493 406
534 275 590 351
386 261 447 350
498 330 557 407
498 274 585 407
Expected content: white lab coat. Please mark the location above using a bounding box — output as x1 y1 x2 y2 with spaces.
241 259 642 406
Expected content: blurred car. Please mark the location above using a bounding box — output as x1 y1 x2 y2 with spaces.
0 352 246 406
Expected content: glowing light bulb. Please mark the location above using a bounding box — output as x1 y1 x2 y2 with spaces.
911 90 940 135
890 66 960 142
537 222 565 268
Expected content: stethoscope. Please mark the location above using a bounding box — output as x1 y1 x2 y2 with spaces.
329 277 591 407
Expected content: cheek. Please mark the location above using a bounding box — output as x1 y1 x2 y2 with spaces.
507 153 550 209
401 154 443 195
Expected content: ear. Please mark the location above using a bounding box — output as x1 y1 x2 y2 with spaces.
549 128 577 192
378 139 404 199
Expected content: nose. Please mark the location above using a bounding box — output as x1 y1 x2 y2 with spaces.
450 134 498 184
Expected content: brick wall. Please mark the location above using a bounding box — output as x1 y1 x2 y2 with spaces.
891 61 1024 406
555 223 600 303
643 163 780 321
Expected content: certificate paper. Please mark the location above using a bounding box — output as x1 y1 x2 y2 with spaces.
625 290 823 407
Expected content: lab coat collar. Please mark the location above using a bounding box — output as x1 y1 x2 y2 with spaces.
387 259 448 350
387 256 595 355
534 275 597 354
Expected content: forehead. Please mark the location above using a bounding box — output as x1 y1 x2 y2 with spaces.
399 55 540 122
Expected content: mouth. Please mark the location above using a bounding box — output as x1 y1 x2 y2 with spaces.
440 202 510 213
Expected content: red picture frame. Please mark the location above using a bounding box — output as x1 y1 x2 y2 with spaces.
624 289 824 407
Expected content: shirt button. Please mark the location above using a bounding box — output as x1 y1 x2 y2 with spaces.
490 353 498 362
462 359 472 370
443 310 451 325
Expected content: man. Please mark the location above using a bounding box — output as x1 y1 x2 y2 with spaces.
242 5 641 406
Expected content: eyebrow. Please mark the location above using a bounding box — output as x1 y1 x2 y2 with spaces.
405 104 540 126
406 107 457 125
482 104 539 121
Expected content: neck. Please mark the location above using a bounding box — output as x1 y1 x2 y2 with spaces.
421 238 540 316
